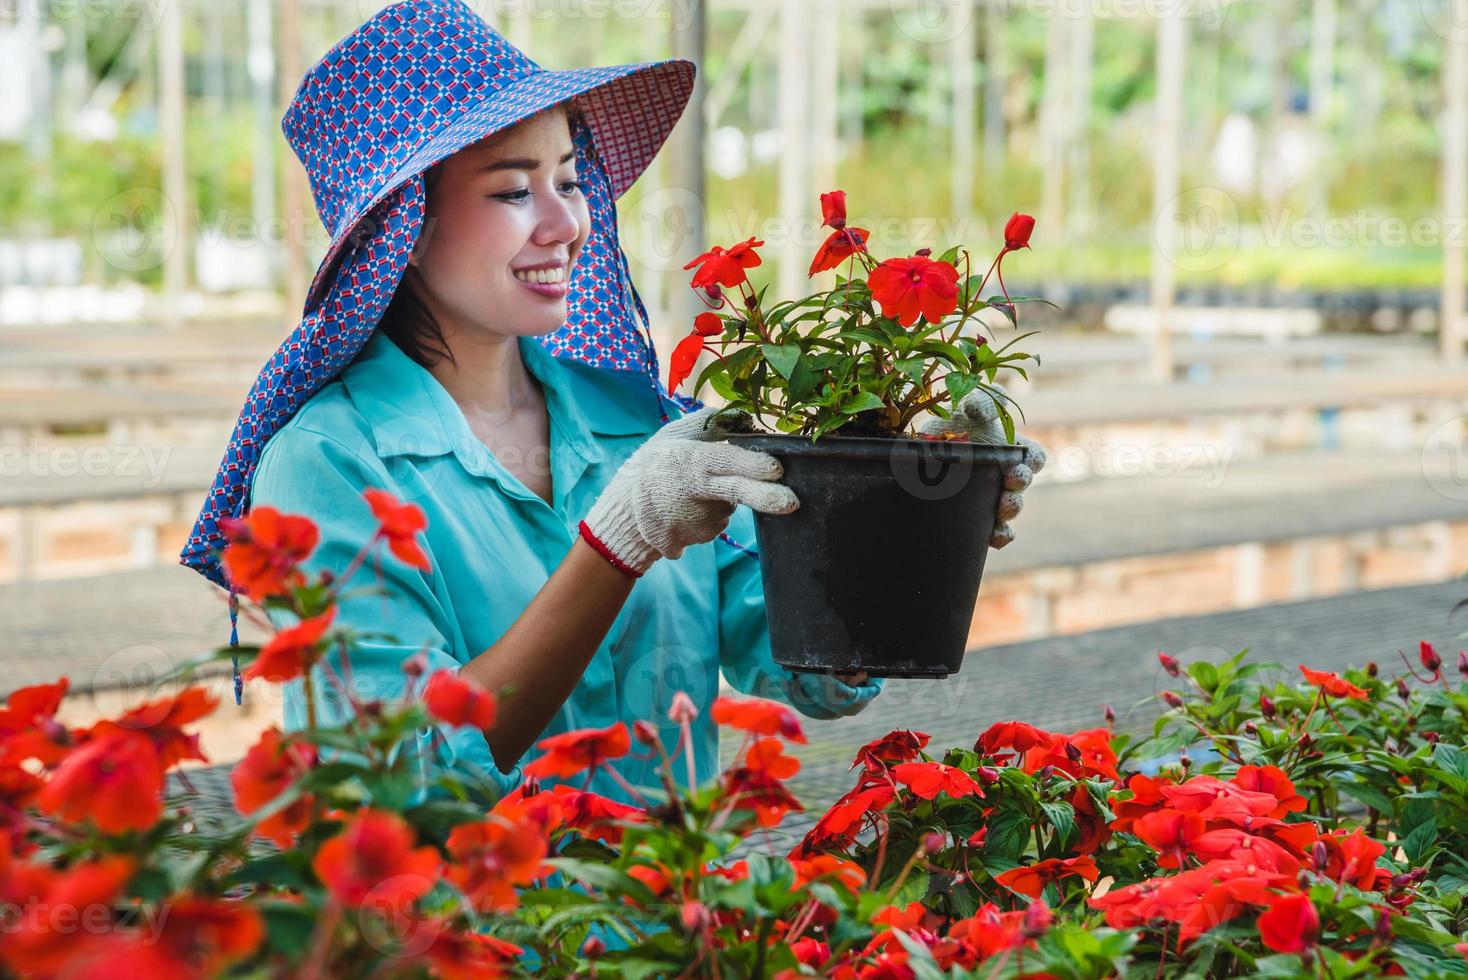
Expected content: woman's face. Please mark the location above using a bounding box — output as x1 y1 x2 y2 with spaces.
408 107 592 341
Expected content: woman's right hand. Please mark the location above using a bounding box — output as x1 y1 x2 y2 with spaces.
578 408 798 577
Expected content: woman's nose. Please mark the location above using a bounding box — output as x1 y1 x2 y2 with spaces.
533 189 583 245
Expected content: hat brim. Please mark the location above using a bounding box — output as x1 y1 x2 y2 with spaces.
302 58 695 313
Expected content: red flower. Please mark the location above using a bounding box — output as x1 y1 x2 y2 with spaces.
820 190 849 229
0 679 72 766
692 311 723 336
534 784 647 845
312 809 441 908
419 930 523 980
423 669 497 731
243 608 336 682
1004 212 1036 251
0 856 135 976
892 761 981 801
1231 765 1307 818
1160 774 1280 822
1023 728 1120 782
445 810 550 912
993 856 1098 899
711 695 807 742
232 728 318 848
667 332 706 392
1420 641 1443 676
1070 785 1113 855
809 227 870 276
794 781 894 856
1257 892 1319 953
37 730 162 833
720 766 803 827
1109 772 1172 833
82 898 265 978
1318 828 1386 891
364 488 431 570
976 720 1053 761
91 686 217 770
1191 828 1302 874
853 729 930 772
522 722 631 778
745 736 800 779
790 852 866 891
1133 808 1206 869
866 254 960 328
683 236 764 289
220 506 318 600
1298 665 1369 700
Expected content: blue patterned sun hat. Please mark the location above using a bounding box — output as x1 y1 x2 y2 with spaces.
181 0 704 588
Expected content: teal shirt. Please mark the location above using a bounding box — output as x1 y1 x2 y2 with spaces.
248 330 883 805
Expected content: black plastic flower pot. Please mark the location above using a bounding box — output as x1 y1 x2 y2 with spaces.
725 433 1027 679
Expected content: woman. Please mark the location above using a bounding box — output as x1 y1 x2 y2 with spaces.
182 0 1040 806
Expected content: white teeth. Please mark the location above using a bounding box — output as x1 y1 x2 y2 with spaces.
514 266 565 284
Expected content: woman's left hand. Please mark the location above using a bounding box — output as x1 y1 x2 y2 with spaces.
917 382 1047 549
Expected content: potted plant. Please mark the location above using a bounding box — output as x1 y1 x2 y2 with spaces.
667 193 1047 679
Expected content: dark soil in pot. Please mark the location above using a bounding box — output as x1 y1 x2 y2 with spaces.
725 432 1027 679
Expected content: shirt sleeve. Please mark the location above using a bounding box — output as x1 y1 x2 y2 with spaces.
715 506 884 720
249 422 523 799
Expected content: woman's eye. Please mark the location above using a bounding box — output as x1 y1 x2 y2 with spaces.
493 181 583 203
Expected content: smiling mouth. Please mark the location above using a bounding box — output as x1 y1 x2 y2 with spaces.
513 266 567 285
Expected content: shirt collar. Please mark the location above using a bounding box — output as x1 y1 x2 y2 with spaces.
341 330 659 473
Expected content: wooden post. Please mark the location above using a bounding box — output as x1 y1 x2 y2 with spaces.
1149 6 1187 382
1038 12 1068 236
159 0 187 328
1067 6 1094 234
982 0 1005 173
777 0 810 300
813 0 841 199
279 0 308 313
1443 0 1468 363
951 0 976 222
666 0 707 352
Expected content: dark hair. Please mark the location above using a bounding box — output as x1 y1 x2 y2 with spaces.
377 165 454 368
375 101 587 369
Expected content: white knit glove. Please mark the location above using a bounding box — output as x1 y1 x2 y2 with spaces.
918 383 1047 549
578 407 799 577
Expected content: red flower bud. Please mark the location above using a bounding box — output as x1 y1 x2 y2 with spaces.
1391 872 1415 889
633 720 660 747
1423 730 1441 744
967 827 988 848
1313 841 1329 872
1259 694 1277 718
1158 651 1181 677
1064 741 1084 764
402 652 427 678
680 900 710 932
1420 641 1442 675
1179 750 1192 771
1162 690 1184 709
1022 899 1052 938
1375 912 1394 943
922 831 947 854
975 765 1001 784
1459 651 1468 678
1396 677 1411 702
693 311 723 337
583 935 606 959
1243 721 1258 735
1004 212 1036 251
1103 704 1116 724
1366 660 1379 678
914 247 932 257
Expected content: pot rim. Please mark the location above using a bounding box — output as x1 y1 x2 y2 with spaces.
726 430 1027 465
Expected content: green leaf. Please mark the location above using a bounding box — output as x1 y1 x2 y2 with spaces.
787 353 823 401
944 372 982 406
761 343 800 380
1402 818 1439 863
1040 800 1076 844
840 391 886 414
